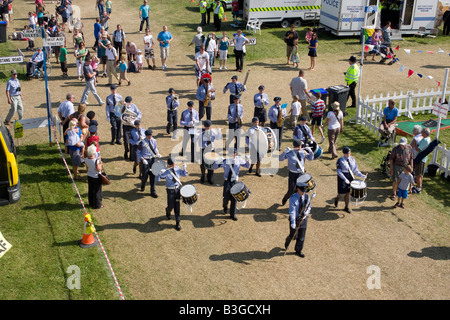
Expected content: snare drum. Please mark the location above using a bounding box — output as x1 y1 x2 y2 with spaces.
309 141 323 159
203 151 220 170
180 184 198 206
296 173 316 193
230 182 251 202
151 159 166 175
350 180 367 203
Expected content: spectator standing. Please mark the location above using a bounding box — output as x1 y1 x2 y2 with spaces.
218 31 229 70
204 33 217 71
59 43 69 77
157 25 173 70
394 165 414 209
93 17 101 50
232 0 239 22
105 41 120 85
389 137 414 200
75 42 88 81
289 95 301 129
105 0 112 14
323 102 344 159
80 56 105 106
143 28 156 70
289 69 311 121
96 0 105 19
113 24 126 58
307 32 318 71
412 128 431 194
100 11 110 31
85 144 104 209
118 55 131 86
284 24 299 65
139 0 150 33
310 92 326 143
98 33 109 77
233 29 249 72
189 26 204 54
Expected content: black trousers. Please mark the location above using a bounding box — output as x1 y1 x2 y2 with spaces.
226 123 242 152
283 171 301 203
206 7 212 24
123 124 133 157
139 17 149 31
88 176 102 209
200 148 214 182
199 101 212 121
234 50 244 70
270 122 283 151
181 127 196 163
166 188 181 223
141 158 156 194
167 109 178 133
214 14 221 31
347 81 357 108
114 41 123 56
285 218 307 253
110 112 122 142
223 180 237 217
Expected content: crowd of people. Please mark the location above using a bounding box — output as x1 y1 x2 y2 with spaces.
2 0 442 257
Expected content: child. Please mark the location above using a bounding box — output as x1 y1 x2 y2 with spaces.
290 43 300 68
86 110 98 128
305 28 313 44
310 92 326 143
394 165 415 209
118 55 131 86
24 25 35 51
87 126 101 158
90 55 100 85
136 49 144 72
289 95 301 129
28 12 36 29
370 27 381 61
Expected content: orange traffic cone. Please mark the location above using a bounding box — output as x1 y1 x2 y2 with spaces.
78 214 99 248
223 14 227 22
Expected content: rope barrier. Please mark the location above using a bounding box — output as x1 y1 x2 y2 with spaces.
50 120 125 300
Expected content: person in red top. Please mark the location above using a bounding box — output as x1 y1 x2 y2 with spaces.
310 92 325 143
87 125 101 157
232 0 239 22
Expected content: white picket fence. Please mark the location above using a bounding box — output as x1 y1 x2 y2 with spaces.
431 143 450 178
353 89 449 137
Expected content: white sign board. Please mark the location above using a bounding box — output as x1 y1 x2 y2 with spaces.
228 38 257 47
22 29 42 38
432 102 449 118
0 56 24 65
0 232 12 259
43 36 65 47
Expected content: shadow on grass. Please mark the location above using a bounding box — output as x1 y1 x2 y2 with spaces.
209 247 284 265
407 246 450 260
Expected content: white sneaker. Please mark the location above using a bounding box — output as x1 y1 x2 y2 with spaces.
319 136 325 144
219 66 223 70
224 66 227 70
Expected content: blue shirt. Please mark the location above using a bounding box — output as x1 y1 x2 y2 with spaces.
166 94 180 110
268 104 287 124
293 124 314 143
383 106 398 123
94 22 101 39
223 81 246 95
279 147 314 173
105 93 123 122
137 137 159 160
212 156 250 182
6 78 21 97
289 192 310 228
157 31 172 48
129 127 146 145
196 83 215 102
160 166 188 189
227 103 244 124
254 92 269 108
180 108 200 127
140 5 150 18
195 128 221 149
336 156 364 182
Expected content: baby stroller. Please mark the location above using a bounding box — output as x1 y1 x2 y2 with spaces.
378 44 397 65
380 150 392 179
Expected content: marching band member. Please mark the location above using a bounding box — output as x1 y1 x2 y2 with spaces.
293 115 315 146
334 147 366 213
268 97 287 151
196 76 215 121
137 129 161 198
284 179 311 258
212 149 251 221
166 88 180 135
180 101 200 163
122 96 142 160
279 140 314 206
129 119 146 176
226 94 244 152
245 117 263 177
195 119 221 184
223 75 246 104
253 85 269 127
160 157 188 231
105 84 123 145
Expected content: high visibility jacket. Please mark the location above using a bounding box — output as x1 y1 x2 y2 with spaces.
213 2 224 19
200 0 207 13
206 0 214 9
345 63 359 84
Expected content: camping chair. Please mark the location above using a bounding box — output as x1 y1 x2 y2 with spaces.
414 26 428 37
426 28 438 38
246 19 257 33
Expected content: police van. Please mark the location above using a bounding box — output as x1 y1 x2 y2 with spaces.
243 0 321 28
0 118 21 206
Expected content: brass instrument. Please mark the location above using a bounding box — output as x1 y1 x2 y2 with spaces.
276 106 285 127
119 103 139 127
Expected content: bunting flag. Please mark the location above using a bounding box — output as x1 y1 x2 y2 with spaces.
395 45 399 50
417 73 423 78
408 69 414 77
427 75 434 80
399 64 406 72
416 50 422 53
427 51 434 54
436 81 441 87
404 49 411 56
439 48 444 53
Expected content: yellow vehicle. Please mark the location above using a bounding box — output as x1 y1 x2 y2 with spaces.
0 116 21 205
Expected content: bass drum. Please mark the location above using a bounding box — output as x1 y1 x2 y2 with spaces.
251 127 278 157
150 159 166 175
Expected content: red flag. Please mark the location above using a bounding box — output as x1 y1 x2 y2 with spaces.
395 45 399 50
365 45 369 52
437 81 441 87
407 69 414 77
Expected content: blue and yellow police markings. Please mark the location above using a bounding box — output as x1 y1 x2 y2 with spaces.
250 6 321 12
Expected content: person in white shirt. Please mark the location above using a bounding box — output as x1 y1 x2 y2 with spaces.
105 41 119 85
289 69 311 121
204 32 217 72
195 45 210 87
289 95 301 128
233 29 249 72
142 28 156 70
323 102 344 159
58 93 76 133
26 47 44 76
113 24 125 57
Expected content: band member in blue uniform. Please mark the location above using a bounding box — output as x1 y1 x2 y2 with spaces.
212 149 250 221
195 119 221 184
179 100 200 163
121 96 142 160
253 85 269 127
137 129 161 198
268 96 287 151
105 84 123 145
223 75 246 104
160 157 188 231
166 88 180 135
279 140 314 205
226 94 244 152
245 117 263 177
196 77 216 121
129 119 146 176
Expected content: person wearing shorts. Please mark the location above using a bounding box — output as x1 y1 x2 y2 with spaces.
157 25 173 70
389 137 414 200
143 28 156 70
394 165 414 209
310 92 325 143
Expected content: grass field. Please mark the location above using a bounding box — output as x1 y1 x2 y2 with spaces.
0 0 449 301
